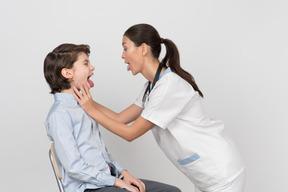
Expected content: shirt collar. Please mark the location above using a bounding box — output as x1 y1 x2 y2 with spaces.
149 67 172 90
159 67 172 80
54 93 78 105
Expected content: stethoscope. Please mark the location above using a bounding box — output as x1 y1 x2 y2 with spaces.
142 62 164 108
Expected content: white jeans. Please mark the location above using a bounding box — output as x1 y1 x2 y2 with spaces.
195 171 245 192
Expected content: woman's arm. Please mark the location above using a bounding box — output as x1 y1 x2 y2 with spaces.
90 109 154 142
73 86 154 142
73 86 141 124
94 101 142 124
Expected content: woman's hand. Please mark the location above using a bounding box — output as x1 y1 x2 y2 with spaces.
73 84 94 113
121 170 145 192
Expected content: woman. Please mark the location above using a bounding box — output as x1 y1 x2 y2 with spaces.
73 23 245 192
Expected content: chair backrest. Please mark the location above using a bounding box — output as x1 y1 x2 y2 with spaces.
49 143 65 192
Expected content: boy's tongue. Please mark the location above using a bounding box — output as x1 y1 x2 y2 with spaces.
88 79 94 88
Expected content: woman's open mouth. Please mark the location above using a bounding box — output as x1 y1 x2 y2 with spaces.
127 63 131 71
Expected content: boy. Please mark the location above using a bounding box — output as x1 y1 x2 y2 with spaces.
43 43 181 192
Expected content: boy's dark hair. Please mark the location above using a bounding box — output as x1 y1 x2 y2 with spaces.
44 43 90 94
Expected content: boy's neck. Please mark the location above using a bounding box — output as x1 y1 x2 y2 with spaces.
61 89 73 94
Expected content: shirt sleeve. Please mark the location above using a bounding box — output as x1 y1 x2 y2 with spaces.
141 74 195 129
47 111 116 187
106 147 124 176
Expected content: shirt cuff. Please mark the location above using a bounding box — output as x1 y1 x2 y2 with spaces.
114 162 125 177
100 173 116 186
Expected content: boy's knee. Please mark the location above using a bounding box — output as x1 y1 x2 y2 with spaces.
171 186 181 192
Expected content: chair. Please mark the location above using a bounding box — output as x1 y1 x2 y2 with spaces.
49 143 65 192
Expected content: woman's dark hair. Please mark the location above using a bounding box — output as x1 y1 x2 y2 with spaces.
124 23 204 97
43 43 90 94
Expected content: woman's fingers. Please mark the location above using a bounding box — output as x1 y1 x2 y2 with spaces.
79 84 87 96
73 87 82 99
84 84 91 97
73 83 89 99
77 82 91 98
73 83 94 112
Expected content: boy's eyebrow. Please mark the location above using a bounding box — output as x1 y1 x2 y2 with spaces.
122 42 126 46
83 59 89 63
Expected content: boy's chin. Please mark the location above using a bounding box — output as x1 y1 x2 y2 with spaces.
87 82 93 89
75 82 92 90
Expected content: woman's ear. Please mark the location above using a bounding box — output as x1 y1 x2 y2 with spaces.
61 68 73 79
141 43 149 56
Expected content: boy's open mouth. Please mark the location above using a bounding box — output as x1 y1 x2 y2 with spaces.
87 74 94 87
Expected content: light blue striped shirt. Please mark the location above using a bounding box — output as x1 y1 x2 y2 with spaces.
45 93 124 192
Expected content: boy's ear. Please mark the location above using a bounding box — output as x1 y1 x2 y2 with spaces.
61 68 73 79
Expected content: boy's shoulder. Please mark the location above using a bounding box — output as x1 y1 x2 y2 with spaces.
52 93 78 108
47 93 79 118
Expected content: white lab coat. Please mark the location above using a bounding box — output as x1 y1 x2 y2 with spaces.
135 71 245 192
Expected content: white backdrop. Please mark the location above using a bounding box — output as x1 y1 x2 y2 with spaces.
0 0 287 191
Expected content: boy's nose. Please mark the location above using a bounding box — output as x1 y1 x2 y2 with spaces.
121 52 125 59
90 65 95 71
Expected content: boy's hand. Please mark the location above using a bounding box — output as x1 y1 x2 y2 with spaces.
114 178 140 192
121 170 145 192
73 84 94 113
